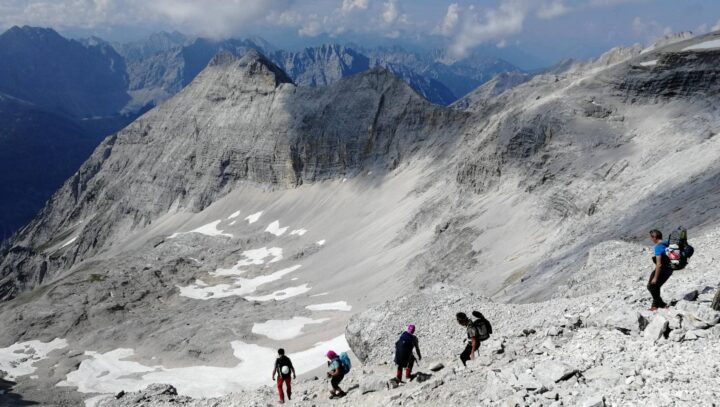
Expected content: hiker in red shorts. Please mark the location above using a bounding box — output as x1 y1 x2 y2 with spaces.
272 348 296 403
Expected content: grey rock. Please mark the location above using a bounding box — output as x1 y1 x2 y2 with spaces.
643 315 668 342
359 376 386 394
582 395 605 407
533 360 577 387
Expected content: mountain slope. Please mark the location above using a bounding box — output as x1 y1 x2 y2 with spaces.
2 33 720 406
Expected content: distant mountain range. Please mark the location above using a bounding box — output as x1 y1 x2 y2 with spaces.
0 26 525 241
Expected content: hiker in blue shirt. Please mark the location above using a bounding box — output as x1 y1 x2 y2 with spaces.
648 229 673 311
326 350 346 399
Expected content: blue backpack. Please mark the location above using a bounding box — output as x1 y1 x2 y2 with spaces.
339 352 352 374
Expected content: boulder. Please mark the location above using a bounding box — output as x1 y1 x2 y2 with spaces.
514 372 542 390
583 365 623 387
643 315 668 342
483 370 515 401
360 376 387 394
533 360 578 387
600 310 647 334
582 395 606 407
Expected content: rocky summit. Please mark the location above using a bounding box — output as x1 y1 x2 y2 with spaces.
2 27 720 407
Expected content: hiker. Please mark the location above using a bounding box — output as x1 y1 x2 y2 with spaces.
456 311 492 366
648 229 673 311
326 350 347 399
394 324 422 381
272 348 296 404
456 312 478 366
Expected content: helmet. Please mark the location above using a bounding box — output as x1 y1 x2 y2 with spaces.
281 365 290 375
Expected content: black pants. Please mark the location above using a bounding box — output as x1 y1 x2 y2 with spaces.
647 268 673 308
330 373 344 391
460 343 474 366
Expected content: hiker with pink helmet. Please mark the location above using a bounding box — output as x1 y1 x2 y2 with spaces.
393 324 422 382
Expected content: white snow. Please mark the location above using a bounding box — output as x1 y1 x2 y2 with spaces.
252 317 330 340
245 211 263 224
168 220 233 239
306 301 352 311
311 292 329 297
210 247 283 277
59 335 350 398
639 60 658 67
60 236 77 248
229 220 236 226
228 210 241 219
316 240 326 246
265 220 288 236
0 338 68 380
244 284 311 302
290 229 308 236
683 39 720 51
178 265 302 300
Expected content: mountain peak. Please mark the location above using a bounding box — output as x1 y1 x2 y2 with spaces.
209 49 293 86
2 25 63 42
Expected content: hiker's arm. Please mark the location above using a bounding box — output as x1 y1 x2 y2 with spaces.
330 367 342 377
470 337 478 359
415 342 422 360
292 365 296 379
272 365 276 380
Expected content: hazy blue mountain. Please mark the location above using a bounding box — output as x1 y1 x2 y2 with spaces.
0 26 130 118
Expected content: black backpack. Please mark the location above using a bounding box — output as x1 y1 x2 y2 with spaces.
394 332 414 365
472 311 492 341
666 227 694 270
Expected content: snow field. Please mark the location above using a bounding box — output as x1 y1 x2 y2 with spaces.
0 338 68 380
252 317 330 340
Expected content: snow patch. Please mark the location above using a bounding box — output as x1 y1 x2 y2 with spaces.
59 336 349 398
60 236 77 248
683 39 720 51
306 301 352 311
639 59 657 67
311 292 329 297
210 247 283 277
244 284 311 302
316 240 326 246
0 338 68 380
228 210 241 219
290 229 308 236
252 317 330 340
245 211 263 224
168 220 233 239
265 220 288 236
178 265 302 300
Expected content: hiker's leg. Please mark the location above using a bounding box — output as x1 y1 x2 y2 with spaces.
647 271 661 308
277 377 285 401
460 344 472 366
395 366 402 381
655 269 672 307
286 375 292 399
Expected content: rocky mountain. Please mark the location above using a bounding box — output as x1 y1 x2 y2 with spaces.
2 30 720 406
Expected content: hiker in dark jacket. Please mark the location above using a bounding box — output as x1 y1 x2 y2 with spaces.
456 312 478 366
648 229 673 311
394 324 422 381
272 348 296 404
326 350 345 398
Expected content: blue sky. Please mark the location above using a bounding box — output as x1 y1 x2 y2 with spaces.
1 0 719 67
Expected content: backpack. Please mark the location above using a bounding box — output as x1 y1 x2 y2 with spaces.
394 332 414 365
471 311 492 341
338 352 352 374
666 227 693 270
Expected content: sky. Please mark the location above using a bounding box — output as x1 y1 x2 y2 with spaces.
1 0 719 67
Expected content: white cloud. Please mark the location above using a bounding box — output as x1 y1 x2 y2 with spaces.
382 0 399 25
434 3 460 36
632 16 672 42
299 15 324 37
712 19 720 32
341 0 370 14
0 0 289 38
537 1 570 20
448 0 529 59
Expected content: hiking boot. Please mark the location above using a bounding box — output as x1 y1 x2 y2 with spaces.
649 306 658 312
